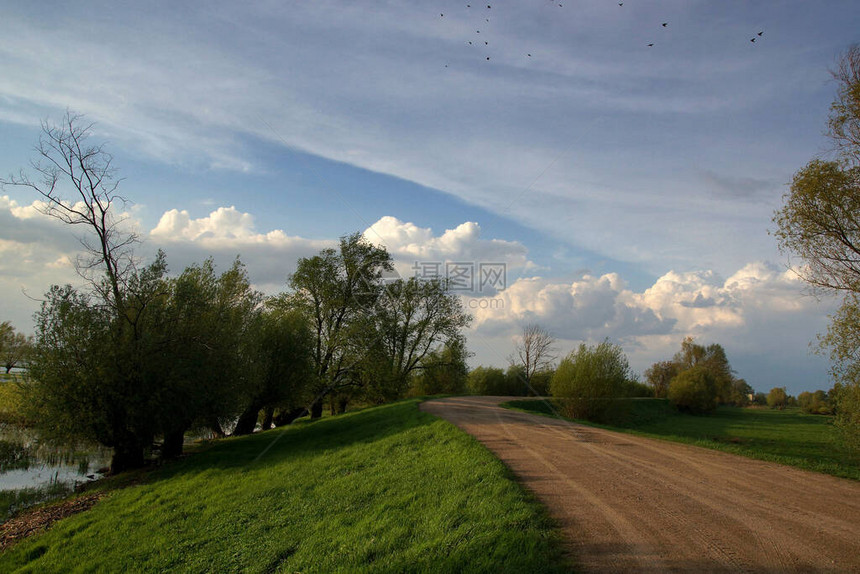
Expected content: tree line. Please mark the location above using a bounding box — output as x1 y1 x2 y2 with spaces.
0 113 470 473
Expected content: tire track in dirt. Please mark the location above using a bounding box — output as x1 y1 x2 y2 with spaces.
421 396 860 573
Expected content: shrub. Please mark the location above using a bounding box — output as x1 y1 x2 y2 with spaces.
667 366 718 414
622 379 654 398
766 387 788 410
831 382 860 452
550 340 631 421
468 366 520 396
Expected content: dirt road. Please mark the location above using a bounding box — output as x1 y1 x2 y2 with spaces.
420 396 860 573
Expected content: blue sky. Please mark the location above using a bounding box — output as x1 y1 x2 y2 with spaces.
1 0 858 394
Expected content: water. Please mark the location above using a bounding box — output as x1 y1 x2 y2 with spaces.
0 424 112 496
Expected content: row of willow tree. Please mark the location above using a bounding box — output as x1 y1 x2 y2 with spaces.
2 113 470 473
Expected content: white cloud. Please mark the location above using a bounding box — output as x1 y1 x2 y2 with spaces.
364 216 532 285
466 261 836 393
148 206 333 289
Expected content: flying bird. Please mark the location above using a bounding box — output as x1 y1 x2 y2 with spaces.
758 31 763 36
662 22 668 27
647 43 654 47
750 37 756 42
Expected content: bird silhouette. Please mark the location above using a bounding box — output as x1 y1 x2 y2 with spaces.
750 37 756 42
662 22 668 27
757 31 763 36
647 43 654 47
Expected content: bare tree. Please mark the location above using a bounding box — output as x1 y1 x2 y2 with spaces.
512 323 556 386
1 110 138 312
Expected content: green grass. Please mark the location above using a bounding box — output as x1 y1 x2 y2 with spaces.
504 398 860 480
0 399 571 573
0 381 24 425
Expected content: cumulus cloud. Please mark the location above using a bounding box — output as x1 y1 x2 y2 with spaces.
466 261 835 393
470 273 675 341
363 216 533 293
148 206 333 290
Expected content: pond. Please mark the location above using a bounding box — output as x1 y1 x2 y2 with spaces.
0 424 112 519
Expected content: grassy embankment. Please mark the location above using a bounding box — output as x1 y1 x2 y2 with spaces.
0 399 571 573
504 397 859 480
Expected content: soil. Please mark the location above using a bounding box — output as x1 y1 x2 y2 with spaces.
0 492 105 552
421 396 860 573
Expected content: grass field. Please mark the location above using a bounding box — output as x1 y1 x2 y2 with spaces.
0 399 571 573
504 398 860 480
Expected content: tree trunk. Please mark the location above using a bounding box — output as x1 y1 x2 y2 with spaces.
110 442 146 474
310 399 323 420
233 405 261 435
161 428 185 459
261 406 274 431
208 418 226 439
273 407 306 427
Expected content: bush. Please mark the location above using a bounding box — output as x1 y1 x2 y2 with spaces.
798 390 834 415
667 366 718 414
622 379 654 398
468 366 519 396
832 382 860 452
550 340 631 421
766 387 788 410
528 369 554 397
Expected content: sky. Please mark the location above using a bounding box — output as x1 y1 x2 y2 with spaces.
1 1 857 395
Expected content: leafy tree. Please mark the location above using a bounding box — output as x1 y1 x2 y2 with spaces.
831 382 860 451
550 340 631 421
668 366 718 414
26 255 170 473
233 299 313 435
672 337 735 404
528 368 555 397
2 112 167 473
0 322 33 374
289 233 393 417
157 258 265 451
411 339 470 396
622 377 654 398
753 392 768 406
644 360 679 399
467 366 511 396
510 324 556 390
766 387 788 410
357 277 472 403
772 46 860 446
728 378 755 407
798 389 834 415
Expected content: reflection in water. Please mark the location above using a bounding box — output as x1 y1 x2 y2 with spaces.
0 423 112 518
